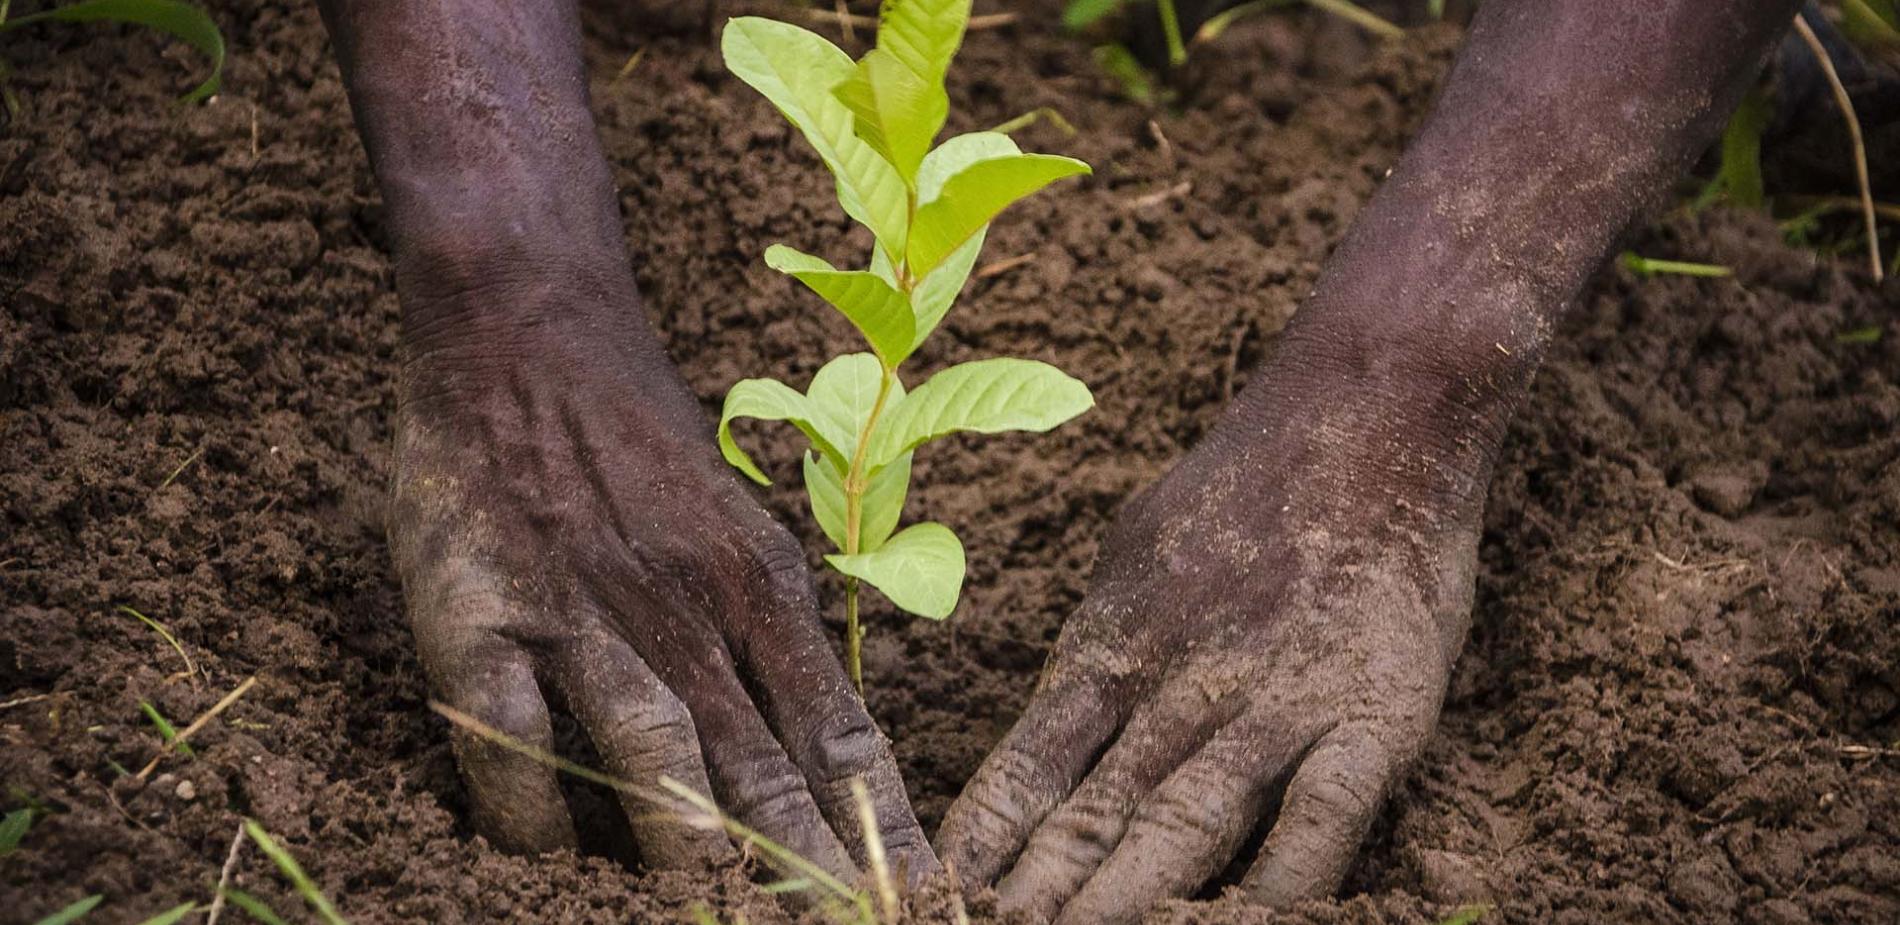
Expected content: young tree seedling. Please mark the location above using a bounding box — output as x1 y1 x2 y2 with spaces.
717 0 1094 693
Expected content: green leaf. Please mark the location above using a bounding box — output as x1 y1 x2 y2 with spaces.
833 49 948 182
718 378 836 486
0 0 224 103
825 522 965 619
876 0 972 82
765 244 916 363
804 451 848 549
33 895 102 925
0 808 33 855
899 132 1024 347
907 154 1091 277
917 131 1021 203
721 18 909 256
805 353 903 470
804 450 911 552
870 358 1093 467
859 451 912 552
134 903 199 925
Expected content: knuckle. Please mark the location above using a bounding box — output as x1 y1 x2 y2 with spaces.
1133 783 1224 841
598 698 698 767
1042 797 1126 858
806 710 884 783
1296 773 1375 821
727 764 812 830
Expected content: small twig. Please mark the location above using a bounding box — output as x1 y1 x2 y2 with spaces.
1125 180 1192 210
1147 119 1173 166
835 0 856 43
974 252 1036 279
203 821 248 925
1833 743 1900 759
0 693 50 711
137 675 257 779
1791 14 1883 282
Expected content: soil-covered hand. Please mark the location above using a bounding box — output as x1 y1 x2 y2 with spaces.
388 265 936 881
937 360 1494 923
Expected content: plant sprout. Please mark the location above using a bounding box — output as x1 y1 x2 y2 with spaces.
716 0 1094 692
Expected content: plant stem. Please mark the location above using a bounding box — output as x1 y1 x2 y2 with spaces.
840 366 897 696
844 578 862 694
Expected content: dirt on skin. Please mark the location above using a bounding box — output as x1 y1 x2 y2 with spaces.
3 2 1897 923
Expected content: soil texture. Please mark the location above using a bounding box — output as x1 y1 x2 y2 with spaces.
3 2 1897 923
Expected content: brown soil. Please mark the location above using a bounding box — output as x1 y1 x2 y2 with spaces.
4 2 1897 923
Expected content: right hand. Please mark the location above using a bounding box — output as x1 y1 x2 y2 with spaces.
388 255 937 881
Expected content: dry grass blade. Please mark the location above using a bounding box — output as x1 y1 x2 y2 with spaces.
432 701 882 921
137 675 256 779
157 446 203 489
428 701 666 803
658 776 871 919
850 779 898 922
1791 13 1883 281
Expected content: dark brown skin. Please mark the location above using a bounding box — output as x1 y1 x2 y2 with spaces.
315 0 1801 918
937 1 1805 921
315 0 935 881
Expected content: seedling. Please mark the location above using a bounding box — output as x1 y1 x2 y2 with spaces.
716 1 1095 692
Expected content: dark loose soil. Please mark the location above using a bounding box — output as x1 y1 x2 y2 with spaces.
4 2 1897 923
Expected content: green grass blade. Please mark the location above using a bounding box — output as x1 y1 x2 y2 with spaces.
1156 0 1186 66
140 701 194 756
115 605 196 681
33 895 103 925
218 888 290 925
1619 252 1732 278
0 807 34 855
1439 903 1492 925
242 820 349 925
133 902 198 925
0 0 224 102
1062 0 1123 30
